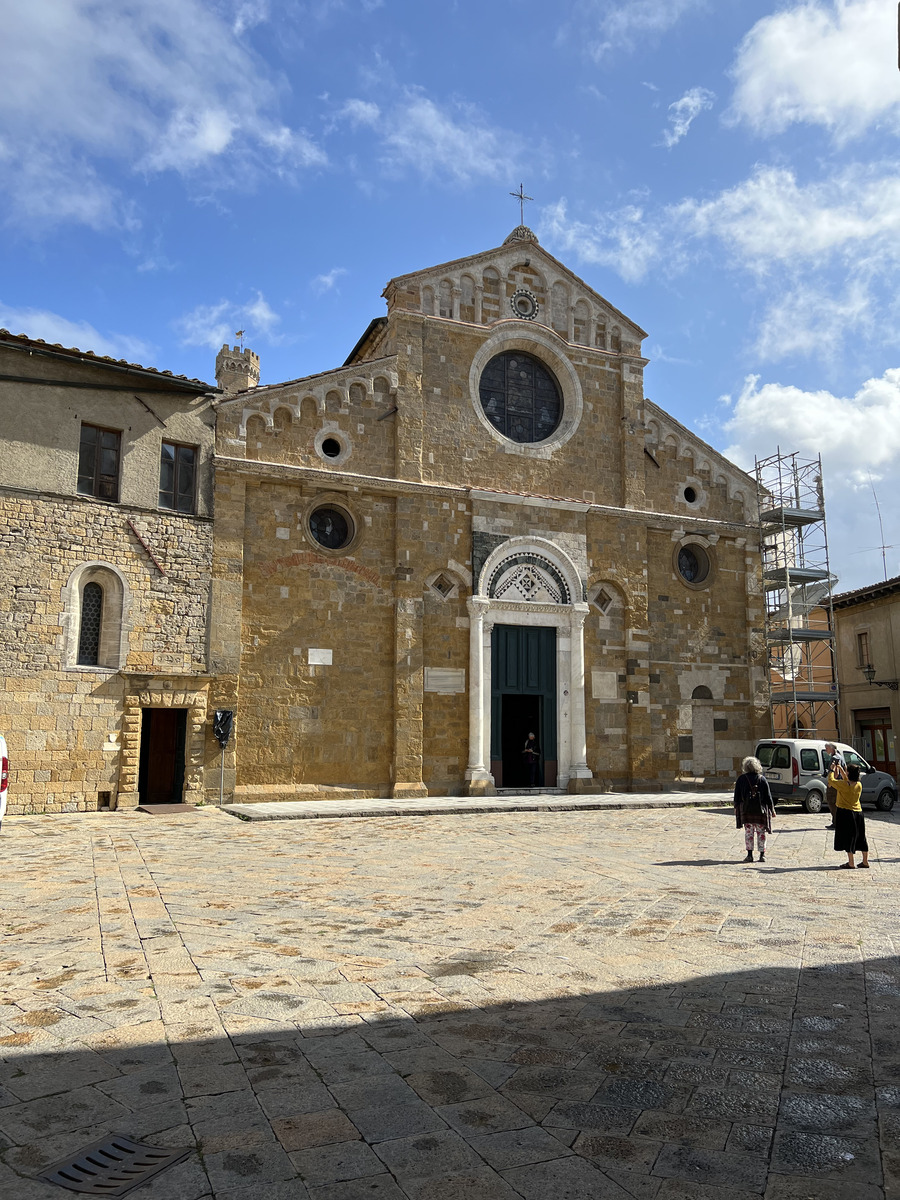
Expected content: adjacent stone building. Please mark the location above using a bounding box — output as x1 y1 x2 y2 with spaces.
833 575 900 779
0 331 218 814
210 227 769 802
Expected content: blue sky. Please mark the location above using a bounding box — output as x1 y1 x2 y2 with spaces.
2 0 899 589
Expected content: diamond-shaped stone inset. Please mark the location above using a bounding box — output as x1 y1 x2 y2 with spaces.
39 1133 191 1196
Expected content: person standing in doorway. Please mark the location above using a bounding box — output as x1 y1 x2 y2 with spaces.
734 755 776 862
523 732 541 788
823 741 845 830
829 761 869 869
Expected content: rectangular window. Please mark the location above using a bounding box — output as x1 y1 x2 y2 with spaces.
78 424 121 500
800 748 820 772
159 442 197 513
857 631 869 666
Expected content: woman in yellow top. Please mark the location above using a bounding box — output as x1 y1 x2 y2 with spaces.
828 763 869 869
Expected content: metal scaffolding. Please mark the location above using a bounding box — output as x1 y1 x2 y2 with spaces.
755 449 839 739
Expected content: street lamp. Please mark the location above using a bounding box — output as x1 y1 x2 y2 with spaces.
862 662 899 691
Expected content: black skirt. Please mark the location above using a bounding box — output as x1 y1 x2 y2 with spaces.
834 807 868 854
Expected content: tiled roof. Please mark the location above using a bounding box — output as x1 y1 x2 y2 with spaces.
0 329 213 390
832 573 900 608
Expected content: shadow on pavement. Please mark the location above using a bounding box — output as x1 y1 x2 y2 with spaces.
0 956 895 1199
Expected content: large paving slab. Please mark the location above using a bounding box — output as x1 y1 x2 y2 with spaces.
0 802 897 1199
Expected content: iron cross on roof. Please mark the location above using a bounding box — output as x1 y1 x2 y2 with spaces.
509 183 533 225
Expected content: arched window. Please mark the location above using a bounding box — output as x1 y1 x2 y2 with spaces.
63 563 129 671
77 582 103 665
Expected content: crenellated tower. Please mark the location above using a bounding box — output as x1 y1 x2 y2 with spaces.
215 344 260 393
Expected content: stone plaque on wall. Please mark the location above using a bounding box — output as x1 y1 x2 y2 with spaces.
591 670 619 700
425 668 466 694
308 648 333 665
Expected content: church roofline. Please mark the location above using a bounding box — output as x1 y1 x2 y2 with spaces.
214 351 399 405
343 317 388 367
383 237 648 340
643 397 757 489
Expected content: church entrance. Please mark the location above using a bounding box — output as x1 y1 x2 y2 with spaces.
490 625 557 788
138 708 187 804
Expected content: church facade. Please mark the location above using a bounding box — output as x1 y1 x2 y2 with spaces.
209 226 769 801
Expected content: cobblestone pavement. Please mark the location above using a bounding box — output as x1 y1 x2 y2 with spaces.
1 802 898 1200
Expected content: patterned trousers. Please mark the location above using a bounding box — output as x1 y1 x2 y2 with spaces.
744 824 767 852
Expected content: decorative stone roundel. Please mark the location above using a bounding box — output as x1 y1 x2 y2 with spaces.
510 289 539 320
677 544 711 585
479 351 562 444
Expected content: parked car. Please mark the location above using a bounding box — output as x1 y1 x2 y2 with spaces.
755 738 897 814
0 733 7 828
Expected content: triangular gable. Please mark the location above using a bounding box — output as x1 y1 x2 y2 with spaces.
383 227 647 342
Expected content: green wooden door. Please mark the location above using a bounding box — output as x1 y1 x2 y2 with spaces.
490 625 557 787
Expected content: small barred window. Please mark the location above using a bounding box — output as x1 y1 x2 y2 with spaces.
77 582 103 666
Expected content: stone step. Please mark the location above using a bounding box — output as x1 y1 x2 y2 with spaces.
495 787 567 796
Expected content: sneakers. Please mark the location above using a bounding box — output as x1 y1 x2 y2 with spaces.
743 851 754 862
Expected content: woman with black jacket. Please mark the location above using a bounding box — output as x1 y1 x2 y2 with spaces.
734 755 776 863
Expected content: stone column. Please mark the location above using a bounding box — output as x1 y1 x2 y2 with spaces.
465 596 495 794
451 285 461 321
567 305 575 343
568 603 595 792
474 285 483 324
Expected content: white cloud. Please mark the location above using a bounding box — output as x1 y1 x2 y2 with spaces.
566 0 706 59
730 0 900 141
311 268 348 294
542 162 900 359
381 93 521 183
720 369 900 586
176 292 281 350
0 0 325 231
753 280 873 362
540 198 668 285
0 304 155 364
337 99 381 128
661 87 715 148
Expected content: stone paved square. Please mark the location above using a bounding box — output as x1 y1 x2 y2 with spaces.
0 801 898 1198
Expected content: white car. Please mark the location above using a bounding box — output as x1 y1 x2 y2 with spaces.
0 733 7 827
755 737 897 814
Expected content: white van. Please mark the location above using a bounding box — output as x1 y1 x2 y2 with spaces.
755 738 897 814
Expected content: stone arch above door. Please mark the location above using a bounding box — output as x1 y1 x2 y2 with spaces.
477 536 584 607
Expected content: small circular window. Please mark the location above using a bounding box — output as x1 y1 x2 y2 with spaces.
683 486 697 503
321 437 341 458
677 544 710 585
309 506 352 550
479 351 562 444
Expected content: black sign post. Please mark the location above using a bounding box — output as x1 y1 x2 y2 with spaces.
213 710 234 805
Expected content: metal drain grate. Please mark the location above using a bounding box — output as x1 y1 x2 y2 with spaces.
39 1133 191 1196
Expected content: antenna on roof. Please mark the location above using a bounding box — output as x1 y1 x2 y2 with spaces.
235 329 245 352
868 472 890 582
509 183 533 226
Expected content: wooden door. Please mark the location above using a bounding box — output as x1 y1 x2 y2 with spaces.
138 709 187 804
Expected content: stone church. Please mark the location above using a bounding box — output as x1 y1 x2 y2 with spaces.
210 225 768 802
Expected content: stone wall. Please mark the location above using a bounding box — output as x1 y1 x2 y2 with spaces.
0 489 213 813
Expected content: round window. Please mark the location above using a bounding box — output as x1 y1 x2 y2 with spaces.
683 486 697 503
309 506 352 550
677 544 710 585
321 437 342 458
479 351 562 444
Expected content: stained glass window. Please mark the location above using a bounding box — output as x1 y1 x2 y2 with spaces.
309 506 351 549
479 352 562 444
